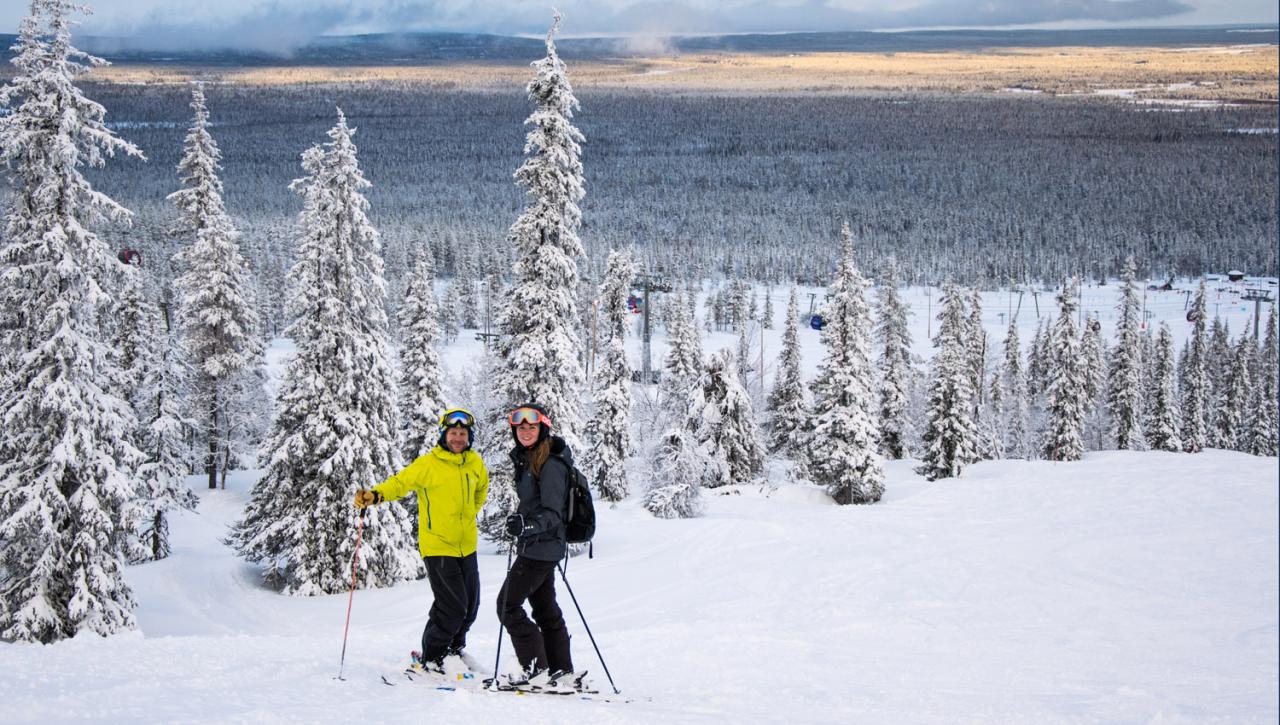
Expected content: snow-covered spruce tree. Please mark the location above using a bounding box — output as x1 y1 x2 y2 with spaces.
1247 306 1278 456
643 425 708 518
1080 316 1107 450
1000 316 1032 460
169 84 263 490
807 225 884 504
1213 334 1253 451
918 283 979 481
1042 279 1088 462
1205 317 1231 439
660 290 705 405
438 281 460 343
0 0 146 642
1146 322 1183 452
767 286 808 455
697 349 765 488
134 297 199 562
644 285 709 518
481 14 588 542
982 370 1005 459
965 287 987 400
1180 281 1209 452
575 264 597 377
113 265 151 404
228 111 420 595
398 252 447 462
643 366 708 518
762 288 775 330
583 250 636 502
1107 257 1145 449
456 253 481 330
703 290 716 333
735 315 755 384
875 261 914 459
1204 319 1231 447
1026 317 1051 396
108 266 157 563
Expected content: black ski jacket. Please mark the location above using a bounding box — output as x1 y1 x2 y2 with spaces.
509 436 572 562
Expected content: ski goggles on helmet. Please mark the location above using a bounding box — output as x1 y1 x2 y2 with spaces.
507 407 552 428
439 408 475 429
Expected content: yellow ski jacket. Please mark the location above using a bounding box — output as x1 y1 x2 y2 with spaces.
373 446 489 558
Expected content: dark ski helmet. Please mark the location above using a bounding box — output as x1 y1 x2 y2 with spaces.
438 408 476 450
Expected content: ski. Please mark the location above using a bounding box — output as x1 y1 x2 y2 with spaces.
481 683 634 704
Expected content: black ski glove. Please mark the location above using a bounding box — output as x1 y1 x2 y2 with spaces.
505 514 533 538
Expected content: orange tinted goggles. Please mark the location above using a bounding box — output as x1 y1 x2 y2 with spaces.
508 407 552 427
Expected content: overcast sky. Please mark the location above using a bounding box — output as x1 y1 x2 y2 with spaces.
2 0 1276 50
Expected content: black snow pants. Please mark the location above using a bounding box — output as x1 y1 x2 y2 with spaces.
420 552 480 664
497 555 573 675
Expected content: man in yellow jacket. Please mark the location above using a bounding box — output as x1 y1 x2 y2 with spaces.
355 408 488 672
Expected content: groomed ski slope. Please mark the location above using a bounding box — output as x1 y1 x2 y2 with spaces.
2 449 1275 723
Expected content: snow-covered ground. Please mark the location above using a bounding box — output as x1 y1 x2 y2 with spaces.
2 451 1275 723
2 274 1276 723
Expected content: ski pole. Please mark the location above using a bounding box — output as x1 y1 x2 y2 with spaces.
489 544 515 690
336 507 367 681
557 560 620 694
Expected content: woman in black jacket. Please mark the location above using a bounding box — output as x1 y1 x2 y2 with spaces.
498 403 576 683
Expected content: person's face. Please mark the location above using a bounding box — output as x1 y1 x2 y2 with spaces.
515 422 539 448
444 426 470 453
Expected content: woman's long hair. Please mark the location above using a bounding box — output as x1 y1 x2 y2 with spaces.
528 437 551 479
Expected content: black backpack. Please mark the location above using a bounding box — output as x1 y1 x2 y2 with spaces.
554 454 596 548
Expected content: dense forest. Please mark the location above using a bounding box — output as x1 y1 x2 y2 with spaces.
70 81 1278 330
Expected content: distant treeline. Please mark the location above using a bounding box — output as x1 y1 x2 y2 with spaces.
69 82 1277 330
1 26 1275 65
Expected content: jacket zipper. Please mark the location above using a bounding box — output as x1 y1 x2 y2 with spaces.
460 469 471 556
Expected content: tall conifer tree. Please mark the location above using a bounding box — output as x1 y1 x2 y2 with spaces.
767 287 808 455
1247 306 1278 456
875 261 914 459
1043 279 1087 461
482 14 589 539
644 291 708 518
1214 334 1253 451
1080 316 1107 450
807 225 884 504
133 294 198 562
488 12 587 444
0 0 146 642
1181 281 1209 452
1146 322 1183 452
919 284 979 480
1001 316 1032 459
398 252 446 462
1205 317 1231 441
170 85 263 489
228 111 419 594
1107 257 1145 449
584 251 637 502
697 350 765 488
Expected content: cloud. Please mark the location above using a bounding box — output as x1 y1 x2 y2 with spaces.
73 0 1205 54
85 2 355 56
